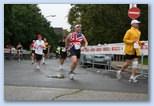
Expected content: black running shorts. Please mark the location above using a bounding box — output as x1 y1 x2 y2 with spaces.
125 54 139 60
69 46 81 59
35 54 43 61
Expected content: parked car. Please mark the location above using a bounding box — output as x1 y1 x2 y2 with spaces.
80 54 111 66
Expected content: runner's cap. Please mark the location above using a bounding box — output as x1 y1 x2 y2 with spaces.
131 20 141 25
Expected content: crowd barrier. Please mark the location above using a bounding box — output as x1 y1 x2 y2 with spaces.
80 41 148 81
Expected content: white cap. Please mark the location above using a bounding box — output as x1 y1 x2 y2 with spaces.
131 20 141 25
74 24 81 28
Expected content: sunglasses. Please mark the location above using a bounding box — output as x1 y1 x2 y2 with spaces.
76 26 81 28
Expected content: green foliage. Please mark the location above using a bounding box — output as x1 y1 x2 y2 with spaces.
4 4 60 50
68 4 148 45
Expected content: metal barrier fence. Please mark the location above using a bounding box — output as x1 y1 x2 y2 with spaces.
80 53 148 80
4 48 31 60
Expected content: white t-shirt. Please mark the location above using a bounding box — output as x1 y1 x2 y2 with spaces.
34 40 45 55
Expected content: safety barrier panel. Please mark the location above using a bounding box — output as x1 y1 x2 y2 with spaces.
80 41 148 81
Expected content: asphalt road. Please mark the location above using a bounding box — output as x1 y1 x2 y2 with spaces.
4 58 148 93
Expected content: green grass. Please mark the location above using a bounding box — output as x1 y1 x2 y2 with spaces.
140 56 148 65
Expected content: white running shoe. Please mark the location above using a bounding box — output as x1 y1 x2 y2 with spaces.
69 72 75 80
116 70 121 79
128 75 133 83
132 79 138 83
129 76 138 83
36 65 40 70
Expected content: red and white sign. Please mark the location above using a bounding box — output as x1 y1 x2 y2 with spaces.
81 41 148 56
128 7 141 19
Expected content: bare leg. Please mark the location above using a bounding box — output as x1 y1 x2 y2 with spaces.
60 58 65 65
59 58 65 70
42 53 45 64
70 56 78 72
69 56 78 80
116 59 132 79
31 53 35 64
129 58 139 83
120 60 132 72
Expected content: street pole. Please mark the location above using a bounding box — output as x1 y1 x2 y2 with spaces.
129 4 137 9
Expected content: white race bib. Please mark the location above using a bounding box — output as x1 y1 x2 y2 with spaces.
134 42 139 49
74 44 81 50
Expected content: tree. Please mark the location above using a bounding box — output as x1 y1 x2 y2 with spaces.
68 4 148 45
4 4 61 50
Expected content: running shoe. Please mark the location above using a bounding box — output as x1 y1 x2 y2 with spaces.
129 76 138 83
69 71 75 80
36 65 40 70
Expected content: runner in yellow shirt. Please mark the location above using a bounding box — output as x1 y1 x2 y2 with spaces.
116 19 144 83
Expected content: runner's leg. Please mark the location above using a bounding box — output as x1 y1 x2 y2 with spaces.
59 58 65 70
69 55 78 80
42 53 45 64
129 58 139 83
70 55 78 72
116 59 131 79
31 52 35 64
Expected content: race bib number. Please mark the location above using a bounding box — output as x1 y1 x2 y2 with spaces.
134 42 139 49
62 47 66 52
74 44 81 50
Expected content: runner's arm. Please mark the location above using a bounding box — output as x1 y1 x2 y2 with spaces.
83 35 88 48
41 41 46 48
123 30 135 44
34 41 37 49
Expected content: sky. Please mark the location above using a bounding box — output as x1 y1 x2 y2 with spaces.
38 4 72 31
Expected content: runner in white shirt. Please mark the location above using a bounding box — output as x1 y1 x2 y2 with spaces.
34 34 45 70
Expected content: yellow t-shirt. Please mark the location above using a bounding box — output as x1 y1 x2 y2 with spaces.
123 27 142 56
